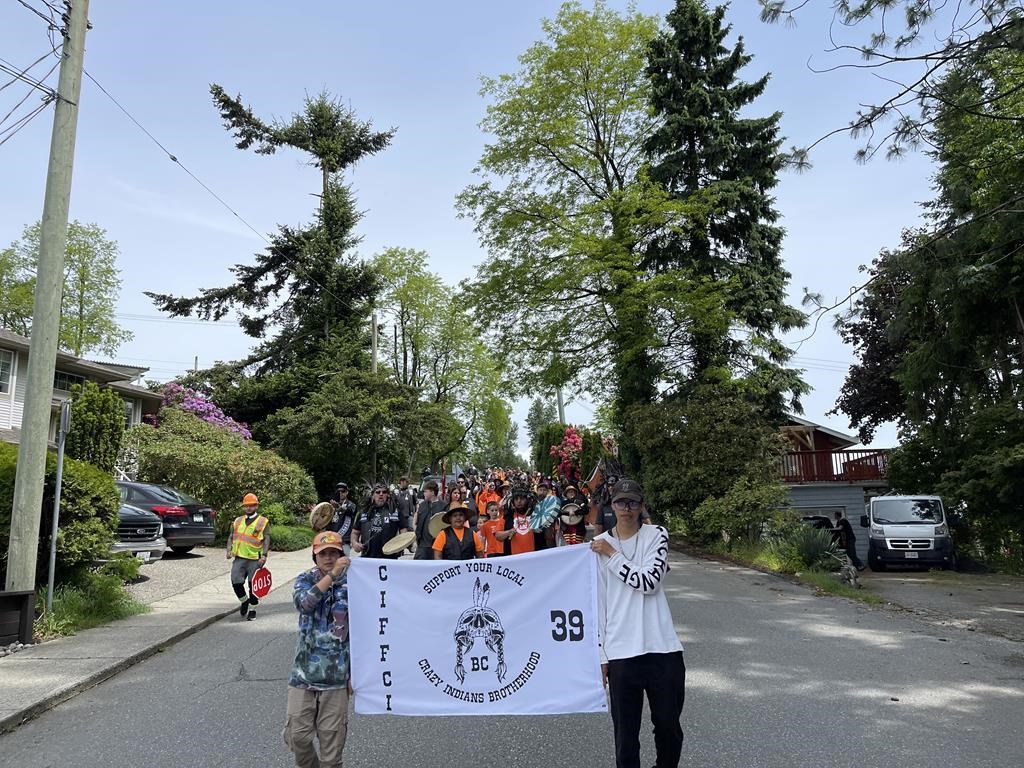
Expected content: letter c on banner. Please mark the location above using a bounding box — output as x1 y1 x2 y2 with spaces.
383 670 392 687
378 565 388 581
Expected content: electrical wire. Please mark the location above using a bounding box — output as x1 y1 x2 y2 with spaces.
82 70 366 321
0 51 53 94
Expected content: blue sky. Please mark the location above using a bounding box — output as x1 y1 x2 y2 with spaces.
0 1 935 455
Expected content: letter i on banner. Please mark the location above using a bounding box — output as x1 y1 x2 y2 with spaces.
347 547 607 716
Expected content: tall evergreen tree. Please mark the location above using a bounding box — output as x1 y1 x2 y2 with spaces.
645 0 804 412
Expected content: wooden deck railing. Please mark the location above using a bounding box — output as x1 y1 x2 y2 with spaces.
779 449 889 484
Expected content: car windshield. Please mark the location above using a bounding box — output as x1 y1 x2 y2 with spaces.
872 498 944 525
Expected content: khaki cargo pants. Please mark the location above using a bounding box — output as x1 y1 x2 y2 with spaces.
283 686 349 768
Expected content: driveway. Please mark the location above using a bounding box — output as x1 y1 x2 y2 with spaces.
859 568 1024 642
125 546 233 604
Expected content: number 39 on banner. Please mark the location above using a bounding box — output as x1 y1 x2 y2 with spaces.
550 609 585 642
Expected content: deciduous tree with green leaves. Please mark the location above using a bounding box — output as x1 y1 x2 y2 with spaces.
458 1 717 471
1 220 132 356
834 47 1024 568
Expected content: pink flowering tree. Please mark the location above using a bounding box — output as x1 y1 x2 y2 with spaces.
152 382 252 439
549 426 584 485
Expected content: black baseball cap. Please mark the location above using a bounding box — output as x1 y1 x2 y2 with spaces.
611 478 643 503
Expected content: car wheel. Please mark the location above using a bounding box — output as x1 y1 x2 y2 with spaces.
869 557 886 572
171 546 195 555
942 551 957 571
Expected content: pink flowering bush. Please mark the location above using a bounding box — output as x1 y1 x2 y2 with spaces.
156 382 252 439
549 426 584 485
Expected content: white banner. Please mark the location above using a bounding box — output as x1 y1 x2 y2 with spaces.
349 546 607 716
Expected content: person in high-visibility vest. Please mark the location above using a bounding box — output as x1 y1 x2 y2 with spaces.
226 492 270 621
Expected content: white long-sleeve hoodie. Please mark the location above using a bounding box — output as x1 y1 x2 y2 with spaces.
595 524 684 663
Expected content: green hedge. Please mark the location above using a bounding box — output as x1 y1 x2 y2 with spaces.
269 524 314 552
0 442 119 587
128 408 316 539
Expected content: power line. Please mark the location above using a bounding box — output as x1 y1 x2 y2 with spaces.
0 52 54 94
81 70 366 322
115 312 243 328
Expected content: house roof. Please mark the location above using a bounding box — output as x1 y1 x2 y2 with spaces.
783 414 860 448
0 327 160 405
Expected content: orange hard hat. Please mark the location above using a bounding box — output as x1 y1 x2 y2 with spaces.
242 493 259 506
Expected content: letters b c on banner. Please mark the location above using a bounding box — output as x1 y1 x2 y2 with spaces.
348 546 606 716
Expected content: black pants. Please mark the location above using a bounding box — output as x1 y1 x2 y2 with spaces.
607 651 685 768
844 541 863 569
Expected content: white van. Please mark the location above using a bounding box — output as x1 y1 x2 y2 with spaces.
860 495 955 571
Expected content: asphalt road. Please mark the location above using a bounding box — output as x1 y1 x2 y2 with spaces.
3 553 1024 767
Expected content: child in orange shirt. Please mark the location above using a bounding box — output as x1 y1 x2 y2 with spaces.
478 501 505 558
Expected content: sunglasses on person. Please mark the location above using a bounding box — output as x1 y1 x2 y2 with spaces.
373 490 389 497
613 499 643 510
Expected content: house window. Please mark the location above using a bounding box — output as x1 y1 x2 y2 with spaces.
123 399 137 429
53 371 84 392
0 349 11 394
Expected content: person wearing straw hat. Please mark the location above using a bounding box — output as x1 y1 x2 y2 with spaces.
226 492 270 621
432 501 484 560
590 478 685 768
284 530 351 768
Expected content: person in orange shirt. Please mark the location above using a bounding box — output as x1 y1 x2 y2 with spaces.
475 480 501 514
495 486 536 556
432 502 484 560
478 501 505 558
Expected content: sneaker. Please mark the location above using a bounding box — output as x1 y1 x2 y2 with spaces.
239 599 249 618
247 610 256 621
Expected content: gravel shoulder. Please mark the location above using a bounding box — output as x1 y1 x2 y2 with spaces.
858 568 1024 641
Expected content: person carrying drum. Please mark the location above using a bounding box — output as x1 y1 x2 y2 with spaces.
327 482 357 554
350 483 412 559
432 501 484 560
414 480 446 560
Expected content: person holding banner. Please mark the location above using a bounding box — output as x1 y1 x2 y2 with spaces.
284 530 351 768
591 478 685 768
432 502 484 560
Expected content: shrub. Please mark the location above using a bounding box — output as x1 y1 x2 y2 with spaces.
99 552 143 583
269 524 314 552
0 442 119 587
130 408 316 539
260 502 297 527
768 525 837 572
34 567 148 639
688 475 790 544
65 381 125 473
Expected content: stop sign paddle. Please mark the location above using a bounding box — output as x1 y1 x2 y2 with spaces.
251 567 272 599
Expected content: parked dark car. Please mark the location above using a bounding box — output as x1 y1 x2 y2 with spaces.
116 482 216 555
111 503 166 564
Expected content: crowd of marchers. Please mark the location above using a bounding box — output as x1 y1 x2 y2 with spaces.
312 465 638 562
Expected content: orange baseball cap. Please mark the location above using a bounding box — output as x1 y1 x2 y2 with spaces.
312 531 344 554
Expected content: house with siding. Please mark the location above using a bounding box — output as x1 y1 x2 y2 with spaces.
0 328 162 445
780 415 890 564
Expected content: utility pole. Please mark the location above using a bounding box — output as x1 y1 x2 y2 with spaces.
5 0 90 592
556 387 566 424
370 310 378 484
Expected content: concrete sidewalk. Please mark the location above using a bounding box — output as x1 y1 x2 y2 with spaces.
0 548 312 733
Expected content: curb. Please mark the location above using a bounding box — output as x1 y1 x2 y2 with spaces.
0 575 296 734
